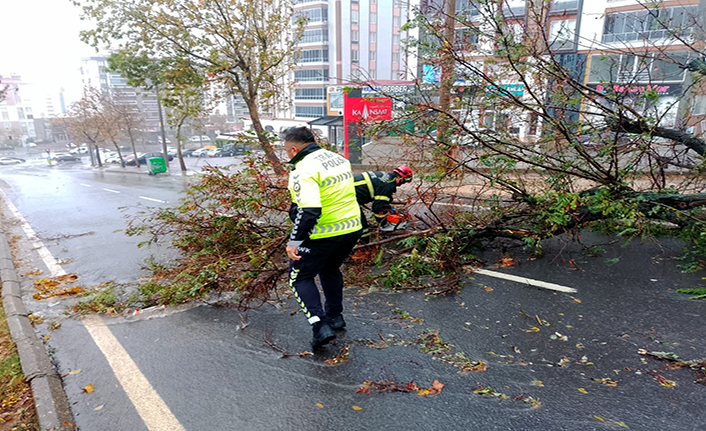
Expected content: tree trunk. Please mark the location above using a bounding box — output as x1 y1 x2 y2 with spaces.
94 145 103 167
112 141 125 168
246 100 284 175
176 122 187 172
156 88 170 170
126 127 140 168
437 0 458 168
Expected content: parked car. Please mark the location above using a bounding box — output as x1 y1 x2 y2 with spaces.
181 149 197 157
52 153 81 163
105 153 122 164
188 135 211 142
0 157 23 165
192 148 212 157
70 146 89 155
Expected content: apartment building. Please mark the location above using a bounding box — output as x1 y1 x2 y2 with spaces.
442 0 702 139
248 0 417 137
80 56 162 130
0 74 37 143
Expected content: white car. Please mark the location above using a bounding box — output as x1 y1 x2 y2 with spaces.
0 157 22 165
104 152 122 164
192 148 212 157
189 135 211 142
70 146 89 155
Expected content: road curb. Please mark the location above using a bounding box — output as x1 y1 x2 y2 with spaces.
0 232 74 430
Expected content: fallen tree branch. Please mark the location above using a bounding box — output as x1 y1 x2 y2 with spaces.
353 228 438 250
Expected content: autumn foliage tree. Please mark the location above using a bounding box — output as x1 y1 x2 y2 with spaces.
77 0 305 175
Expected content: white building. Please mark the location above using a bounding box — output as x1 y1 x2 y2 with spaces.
79 56 162 130
0 74 37 143
250 0 420 135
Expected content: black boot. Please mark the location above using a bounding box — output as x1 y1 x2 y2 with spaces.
327 314 346 330
311 321 335 349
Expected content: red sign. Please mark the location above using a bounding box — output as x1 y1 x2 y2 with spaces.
344 97 392 122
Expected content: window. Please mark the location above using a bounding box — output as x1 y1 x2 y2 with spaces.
588 54 619 83
549 19 576 50
300 29 329 44
351 30 359 42
298 49 329 63
370 12 377 23
370 69 377 79
352 50 359 62
510 24 524 43
393 16 401 27
393 34 400 45
456 0 480 18
587 52 688 83
294 69 330 82
455 27 479 50
108 76 128 86
370 31 377 42
351 10 359 23
17 108 25 120
392 52 400 63
294 88 326 100
295 106 326 118
293 8 328 24
370 51 376 61
692 95 706 115
602 6 697 43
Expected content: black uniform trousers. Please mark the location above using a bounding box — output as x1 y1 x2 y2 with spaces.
288 230 362 322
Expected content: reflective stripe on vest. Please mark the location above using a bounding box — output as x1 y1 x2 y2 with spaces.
361 172 374 199
310 216 361 235
321 171 353 187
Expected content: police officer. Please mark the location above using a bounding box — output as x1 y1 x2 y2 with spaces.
353 165 413 242
284 127 362 349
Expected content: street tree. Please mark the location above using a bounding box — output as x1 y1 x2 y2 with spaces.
108 51 211 172
77 0 305 175
377 1 706 269
101 94 146 168
64 88 110 167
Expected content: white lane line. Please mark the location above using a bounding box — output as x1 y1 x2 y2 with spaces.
139 196 166 203
103 188 120 193
83 315 186 431
475 268 578 294
80 183 93 187
0 189 66 277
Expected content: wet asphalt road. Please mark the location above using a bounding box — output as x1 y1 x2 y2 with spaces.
1 160 705 430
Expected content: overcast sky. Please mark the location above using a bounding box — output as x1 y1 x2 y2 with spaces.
1 0 97 104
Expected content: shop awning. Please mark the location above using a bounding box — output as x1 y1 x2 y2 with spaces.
307 116 343 127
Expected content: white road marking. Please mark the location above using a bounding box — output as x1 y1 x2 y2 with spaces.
0 189 66 277
103 188 120 193
80 184 93 187
139 196 166 203
83 315 186 431
475 268 578 293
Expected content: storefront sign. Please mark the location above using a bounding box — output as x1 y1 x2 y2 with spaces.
590 83 682 97
344 97 392 122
